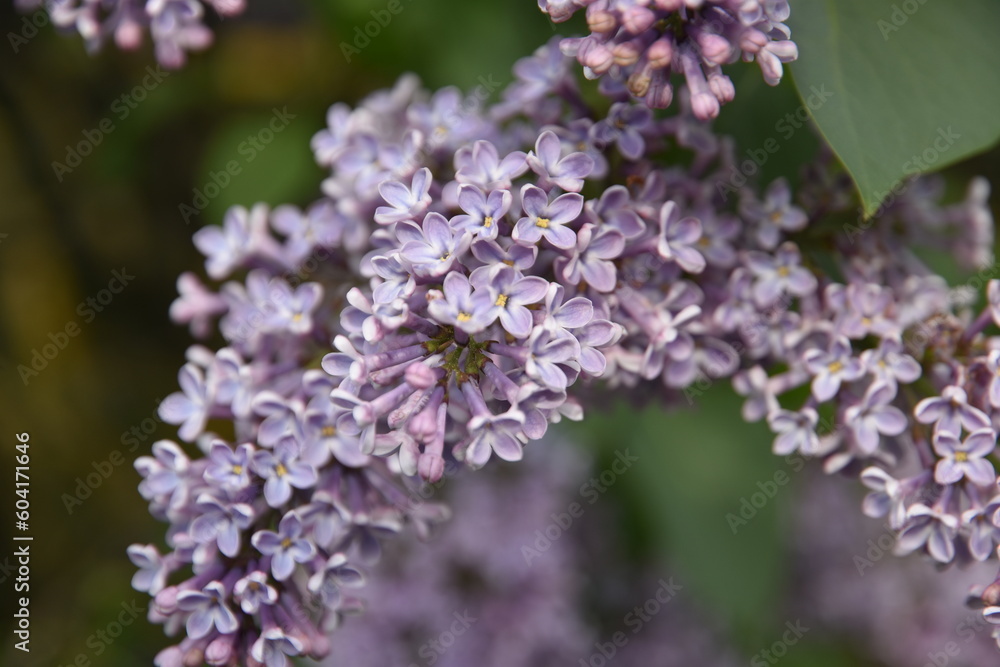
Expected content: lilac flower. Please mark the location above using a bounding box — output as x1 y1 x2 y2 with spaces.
251 512 317 581
127 544 170 594
840 283 896 339
374 168 433 224
843 382 907 455
250 628 304 667
176 581 239 639
740 178 808 249
931 429 997 486
454 140 528 191
158 363 210 442
427 272 495 334
452 185 512 240
204 441 253 491
590 103 652 160
859 337 921 387
524 328 580 391
265 281 323 335
656 201 706 274
803 337 865 402
745 242 817 307
983 350 1000 408
308 552 366 608
470 265 548 338
193 204 275 280
526 130 595 193
555 223 625 293
732 367 775 422
398 213 472 278
859 467 909 530
895 503 959 563
914 386 991 436
252 392 304 447
135 440 190 506
233 571 278 614
963 498 1000 561
767 408 819 456
251 440 318 507
465 405 527 468
190 494 254 557
170 272 227 338
513 184 583 250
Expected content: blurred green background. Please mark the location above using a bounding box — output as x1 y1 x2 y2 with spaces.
1 1 999 666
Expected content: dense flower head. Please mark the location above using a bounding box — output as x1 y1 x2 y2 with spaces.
14 0 245 67
132 23 1000 662
537 0 798 117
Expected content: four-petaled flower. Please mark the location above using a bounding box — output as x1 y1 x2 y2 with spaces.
932 428 997 486
513 184 582 250
251 512 317 581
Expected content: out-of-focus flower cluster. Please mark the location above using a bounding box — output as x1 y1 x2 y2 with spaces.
132 26 1000 664
13 0 245 67
537 0 798 117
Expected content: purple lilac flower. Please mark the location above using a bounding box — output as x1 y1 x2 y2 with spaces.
470 265 549 338
931 429 997 487
740 178 808 249
398 213 472 278
539 0 798 115
895 503 959 564
234 571 278 614
251 512 318 581
843 382 907 455
526 129 595 193
19 0 246 67
555 223 626 292
452 185 512 240
251 440 318 507
513 184 583 249
374 168 433 224
176 581 239 639
915 386 991 436
803 336 865 402
745 242 817 307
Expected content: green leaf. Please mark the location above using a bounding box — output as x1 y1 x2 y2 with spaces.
788 0 1000 217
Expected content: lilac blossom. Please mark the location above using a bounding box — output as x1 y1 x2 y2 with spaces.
398 213 472 278
915 386 991 436
526 130 595 193
555 223 625 292
374 168 433 224
176 581 239 639
803 336 865 402
251 512 318 581
931 429 997 487
251 441 318 507
843 382 907 455
452 185 512 240
470 265 548 338
513 184 583 249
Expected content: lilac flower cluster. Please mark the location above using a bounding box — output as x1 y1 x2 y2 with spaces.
135 26 1000 664
13 0 245 67
537 0 798 117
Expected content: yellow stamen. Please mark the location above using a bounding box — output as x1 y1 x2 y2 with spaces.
502 260 514 267
483 216 494 228
536 217 550 229
827 361 843 374
322 425 337 437
954 451 969 463
457 312 472 322
292 313 303 323
495 294 509 307
777 266 790 277
232 465 243 475
275 463 287 477
281 537 292 548
440 252 451 262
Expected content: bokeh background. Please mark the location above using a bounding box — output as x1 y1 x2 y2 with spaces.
1 1 1000 666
